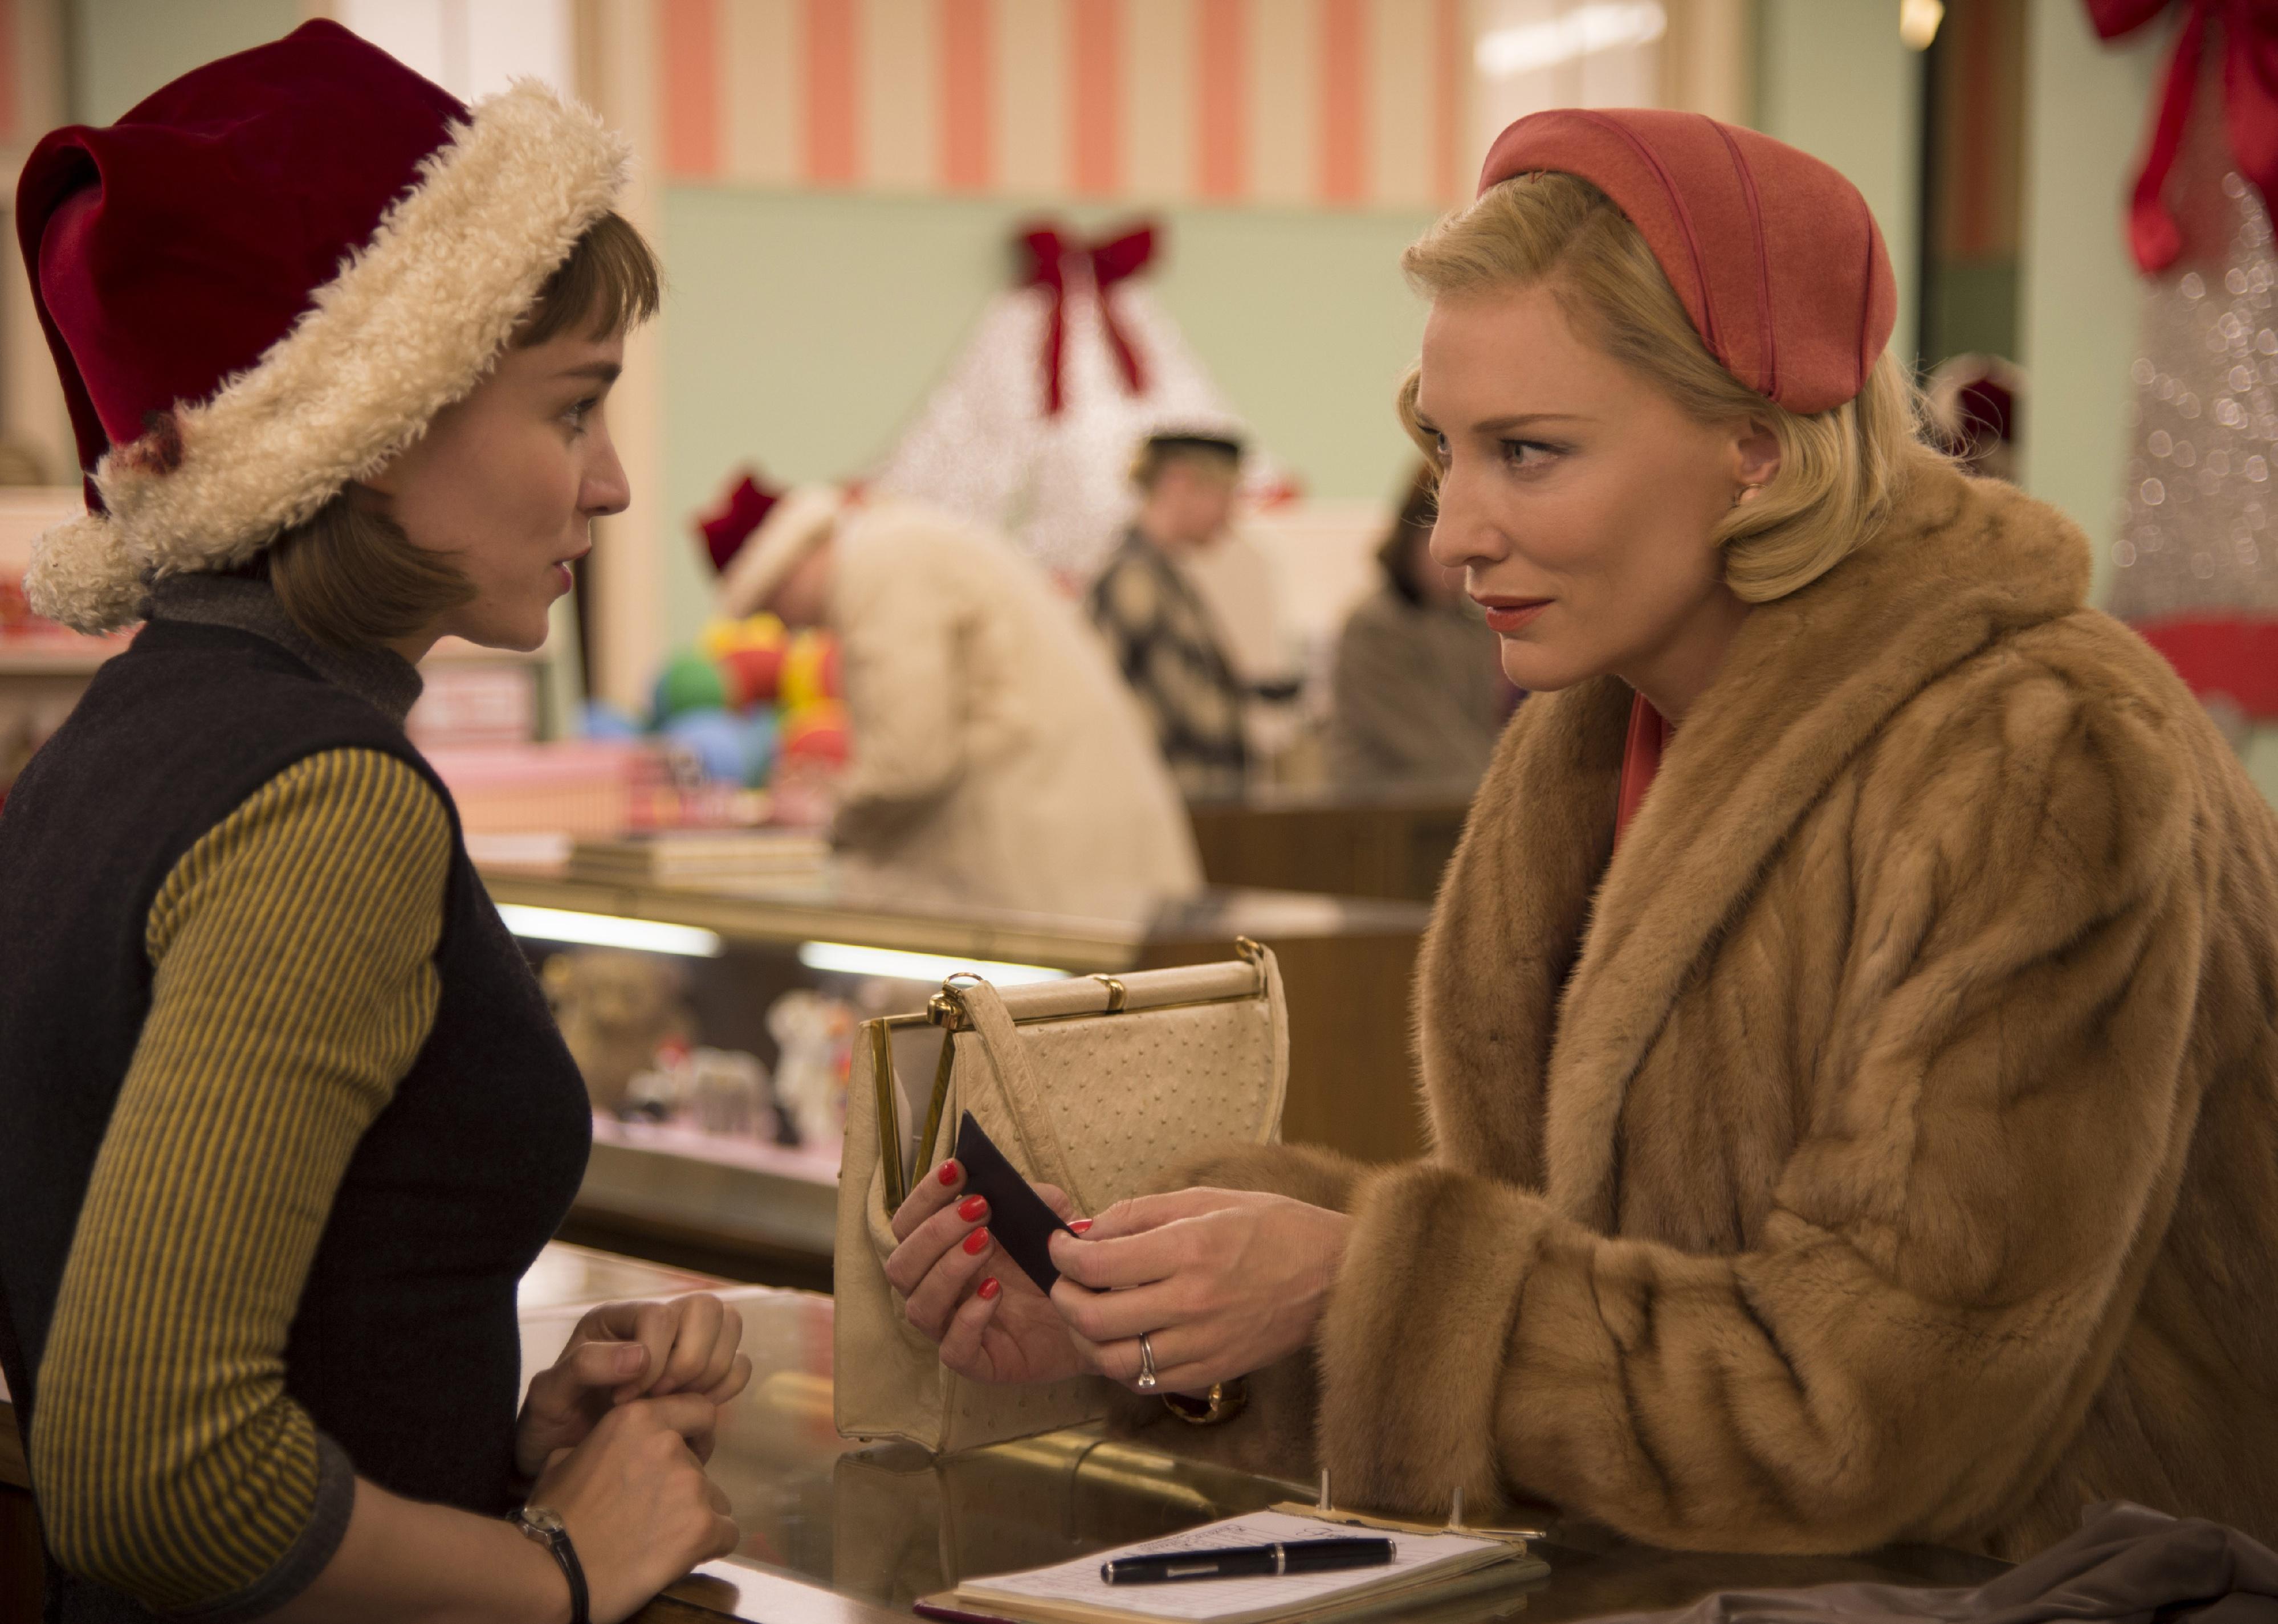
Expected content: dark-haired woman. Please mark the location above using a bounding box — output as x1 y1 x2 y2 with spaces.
1325 464 1511 789
0 25 744 1622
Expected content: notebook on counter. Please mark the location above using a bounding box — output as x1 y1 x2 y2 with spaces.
916 1506 1547 1624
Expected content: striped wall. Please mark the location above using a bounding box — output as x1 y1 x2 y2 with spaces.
656 0 1472 207
2 0 75 491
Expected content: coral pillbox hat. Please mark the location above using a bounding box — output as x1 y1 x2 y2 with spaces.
17 19 630 632
1477 108 1897 415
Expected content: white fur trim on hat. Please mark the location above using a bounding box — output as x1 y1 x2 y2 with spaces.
715 485 848 619
27 80 631 633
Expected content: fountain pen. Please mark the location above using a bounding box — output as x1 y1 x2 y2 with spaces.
1101 1536 1396 1585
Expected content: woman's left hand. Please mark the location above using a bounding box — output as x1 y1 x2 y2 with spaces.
515 1294 753 1478
1045 1188 1350 1394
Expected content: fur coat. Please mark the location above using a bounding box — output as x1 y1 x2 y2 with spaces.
1179 460 2278 1560
826 501 1201 915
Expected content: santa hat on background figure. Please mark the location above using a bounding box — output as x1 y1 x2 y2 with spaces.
1924 354 2023 483
696 468 849 620
17 19 628 633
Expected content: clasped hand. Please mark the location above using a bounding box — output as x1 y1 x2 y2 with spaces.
515 1295 753 1622
886 1161 1348 1395
516 1294 753 1475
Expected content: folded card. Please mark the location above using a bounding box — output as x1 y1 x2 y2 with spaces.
955 1110 1075 1294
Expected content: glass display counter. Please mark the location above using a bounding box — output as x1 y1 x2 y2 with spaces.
1187 783 1478 903
481 866 1434 1289
517 1247 2004 1624
0 1243 2008 1624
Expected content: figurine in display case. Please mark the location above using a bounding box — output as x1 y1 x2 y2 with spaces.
540 946 693 1116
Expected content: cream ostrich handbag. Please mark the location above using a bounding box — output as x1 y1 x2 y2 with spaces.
833 942 1290 1453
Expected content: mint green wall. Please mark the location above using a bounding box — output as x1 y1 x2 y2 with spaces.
68 0 302 124
1753 0 1922 367
658 186 1440 648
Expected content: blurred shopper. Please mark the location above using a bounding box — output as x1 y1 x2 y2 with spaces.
1925 353 2023 483
1327 464 1510 787
710 476 1201 916
0 27 749 1623
1087 431 1253 798
885 109 2278 1562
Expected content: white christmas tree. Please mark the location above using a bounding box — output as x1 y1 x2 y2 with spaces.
867 223 1291 586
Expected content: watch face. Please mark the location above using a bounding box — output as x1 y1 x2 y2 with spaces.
521 1505 567 1537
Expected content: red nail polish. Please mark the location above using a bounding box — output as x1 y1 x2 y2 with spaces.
938 1160 960 1186
963 1229 991 1256
978 1278 1001 1301
957 1195 989 1222
1070 1219 1093 1235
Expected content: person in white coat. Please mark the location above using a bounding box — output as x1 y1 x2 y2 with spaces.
705 475 1203 917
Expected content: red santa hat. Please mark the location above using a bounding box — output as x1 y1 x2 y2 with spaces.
1477 109 1896 415
697 467 848 619
17 19 629 631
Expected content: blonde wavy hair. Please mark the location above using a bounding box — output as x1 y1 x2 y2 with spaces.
1397 172 1934 602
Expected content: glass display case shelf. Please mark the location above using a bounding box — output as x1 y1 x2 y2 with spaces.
480 868 1429 977
482 867 1436 1290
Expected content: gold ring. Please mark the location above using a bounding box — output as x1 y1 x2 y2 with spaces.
1136 1332 1159 1390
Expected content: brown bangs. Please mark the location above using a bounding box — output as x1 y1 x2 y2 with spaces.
515 210 662 348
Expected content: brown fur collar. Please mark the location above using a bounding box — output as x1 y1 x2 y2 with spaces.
1423 458 2095 1229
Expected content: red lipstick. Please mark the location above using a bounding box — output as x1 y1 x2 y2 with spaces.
1473 596 1550 634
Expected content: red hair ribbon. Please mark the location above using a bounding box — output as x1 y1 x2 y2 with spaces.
2087 0 2278 274
1017 221 1157 415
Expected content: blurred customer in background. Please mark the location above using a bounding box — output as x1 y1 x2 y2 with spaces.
1087 431 1253 798
1327 464 1511 789
1925 353 2023 483
711 475 1201 916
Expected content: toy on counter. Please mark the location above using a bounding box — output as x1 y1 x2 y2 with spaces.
767 988 854 1150
644 613 846 789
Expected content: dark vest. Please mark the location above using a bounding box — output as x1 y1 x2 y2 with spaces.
0 619 590 1619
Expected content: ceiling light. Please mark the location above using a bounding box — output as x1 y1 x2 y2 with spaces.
1900 0 1945 50
1476 3 1668 79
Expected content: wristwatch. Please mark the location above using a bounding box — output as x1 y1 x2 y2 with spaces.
1162 1377 1250 1426
512 1503 590 1624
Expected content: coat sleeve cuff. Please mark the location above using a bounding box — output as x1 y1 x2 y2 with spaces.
1314 1164 1555 1518
164 1433 355 1623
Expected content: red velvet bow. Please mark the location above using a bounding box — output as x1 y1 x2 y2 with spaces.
2087 0 2278 273
1017 221 1158 415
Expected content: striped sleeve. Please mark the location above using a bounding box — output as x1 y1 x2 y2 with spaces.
28 747 450 1618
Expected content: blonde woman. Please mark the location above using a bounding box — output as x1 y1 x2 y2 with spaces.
887 110 2278 1561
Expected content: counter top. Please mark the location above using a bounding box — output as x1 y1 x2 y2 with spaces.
2 1246 2006 1623
622 1288 2003 1624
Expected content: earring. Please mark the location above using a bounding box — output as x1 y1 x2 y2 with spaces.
1732 484 1763 508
